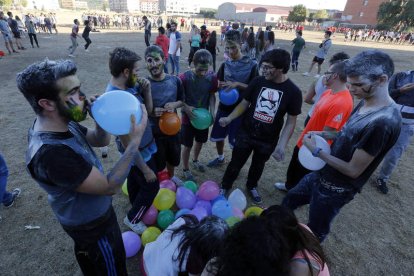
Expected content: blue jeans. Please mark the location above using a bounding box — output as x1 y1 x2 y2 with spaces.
282 172 355 242
0 154 13 205
379 123 414 180
168 54 180 75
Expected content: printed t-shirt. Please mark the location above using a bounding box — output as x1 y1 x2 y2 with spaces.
242 76 302 144
297 89 353 147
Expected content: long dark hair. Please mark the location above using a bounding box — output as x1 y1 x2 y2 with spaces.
171 215 228 272
247 32 255 49
257 30 265 51
209 31 217 47
261 205 326 275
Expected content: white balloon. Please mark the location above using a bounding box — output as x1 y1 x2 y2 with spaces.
228 188 247 211
298 135 331 171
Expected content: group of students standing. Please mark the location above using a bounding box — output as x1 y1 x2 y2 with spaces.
14 21 409 275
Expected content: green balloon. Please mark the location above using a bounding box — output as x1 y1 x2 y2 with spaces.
191 108 212 130
157 210 175 230
226 216 241 227
184 181 198 194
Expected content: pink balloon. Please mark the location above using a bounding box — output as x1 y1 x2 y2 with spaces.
190 207 208 221
159 180 177 192
197 180 220 201
176 187 197 209
142 205 158 225
194 200 212 215
232 207 245 219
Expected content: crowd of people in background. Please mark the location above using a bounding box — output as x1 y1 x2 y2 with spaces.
338 27 414 45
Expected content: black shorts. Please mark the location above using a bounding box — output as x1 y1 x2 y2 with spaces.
181 123 208 148
154 134 181 171
312 56 325 65
12 31 21 39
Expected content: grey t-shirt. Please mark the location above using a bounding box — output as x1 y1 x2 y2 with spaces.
316 39 332 59
320 101 401 191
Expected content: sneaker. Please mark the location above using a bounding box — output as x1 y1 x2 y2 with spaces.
207 157 225 168
4 188 21 208
171 175 184 187
183 169 194 181
302 72 309 76
274 182 288 192
192 160 205 172
85 49 89 52
314 74 321 78
376 178 388 194
249 188 262 204
123 216 147 234
68 54 75 57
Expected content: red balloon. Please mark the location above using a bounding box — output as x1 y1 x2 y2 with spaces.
159 112 181 135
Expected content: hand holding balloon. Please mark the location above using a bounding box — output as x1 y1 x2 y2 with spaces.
154 107 166 117
303 133 317 152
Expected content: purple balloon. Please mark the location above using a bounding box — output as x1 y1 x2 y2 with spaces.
176 187 197 209
160 180 177 192
175 208 191 219
197 180 220 201
122 231 141 258
142 205 158 226
194 200 212 215
190 207 208 221
212 200 233 220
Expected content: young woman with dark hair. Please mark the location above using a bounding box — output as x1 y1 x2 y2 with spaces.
206 31 219 71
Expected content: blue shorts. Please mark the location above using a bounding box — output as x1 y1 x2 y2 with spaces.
210 109 242 147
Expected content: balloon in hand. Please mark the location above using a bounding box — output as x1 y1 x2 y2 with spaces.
219 88 239 105
92 90 142 135
190 108 212 130
159 112 181 135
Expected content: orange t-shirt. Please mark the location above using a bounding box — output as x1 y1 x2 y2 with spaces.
297 89 353 148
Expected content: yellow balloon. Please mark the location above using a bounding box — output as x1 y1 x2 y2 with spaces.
244 206 263 217
153 188 176 211
122 180 128 196
141 226 161 246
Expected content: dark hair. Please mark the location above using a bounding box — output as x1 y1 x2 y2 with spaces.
261 49 291 74
325 30 332 36
231 22 239 30
329 51 350 65
225 29 241 44
109 47 141 77
193 49 212 65
215 216 290 276
261 205 326 276
158 26 165 35
16 59 77 115
257 30 265 51
330 60 348 82
142 16 147 20
247 32 255 49
267 31 275 45
7 11 12 17
297 31 302 36
171 215 228 272
170 21 177 27
209 31 217 48
84 20 89 26
73 19 78 24
144 45 165 60
345 50 394 81
166 22 171 30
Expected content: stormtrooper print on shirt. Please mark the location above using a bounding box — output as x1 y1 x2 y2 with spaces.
253 87 283 123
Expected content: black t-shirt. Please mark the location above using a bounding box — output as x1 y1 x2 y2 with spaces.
28 125 92 189
321 101 402 191
216 61 258 113
82 25 91 37
242 76 302 144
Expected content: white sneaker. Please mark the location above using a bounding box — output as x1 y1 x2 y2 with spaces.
123 216 147 234
85 49 89 52
302 72 309 76
314 74 321 78
274 182 288 192
68 54 75 57
171 175 184 187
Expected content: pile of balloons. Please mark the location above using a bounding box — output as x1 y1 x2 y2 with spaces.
121 179 264 257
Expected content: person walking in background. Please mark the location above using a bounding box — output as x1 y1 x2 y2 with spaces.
6 11 25 50
0 11 18 54
26 17 39 48
68 19 80 57
303 31 332 78
0 153 22 221
188 26 201 68
206 30 219 72
82 20 92 52
167 22 181 76
155 26 169 73
291 31 306 72
141 16 151 47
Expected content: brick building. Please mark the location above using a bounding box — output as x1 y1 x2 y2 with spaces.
342 0 387 26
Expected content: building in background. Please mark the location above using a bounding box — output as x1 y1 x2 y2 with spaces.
216 2 291 24
109 0 139 12
27 0 60 9
342 0 385 26
141 0 159 13
160 0 200 15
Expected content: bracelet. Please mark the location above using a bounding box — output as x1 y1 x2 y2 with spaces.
312 147 322 157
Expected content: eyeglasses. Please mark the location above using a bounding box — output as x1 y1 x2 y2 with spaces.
261 65 276 71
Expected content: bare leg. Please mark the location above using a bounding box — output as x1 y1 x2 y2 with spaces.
216 140 224 155
193 142 203 161
317 64 322 74
182 146 191 170
307 61 315 74
167 163 175 177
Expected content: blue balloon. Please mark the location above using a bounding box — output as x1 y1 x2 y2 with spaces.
92 90 142 135
211 195 226 206
212 200 233 220
175 208 191 219
219 88 239 105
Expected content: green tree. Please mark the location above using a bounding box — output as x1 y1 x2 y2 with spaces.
20 0 28 7
200 8 216 19
307 12 315 23
314 9 329 20
287 4 307 23
378 0 414 30
0 0 13 7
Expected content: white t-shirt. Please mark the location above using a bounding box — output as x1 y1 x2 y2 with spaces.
143 218 188 276
168 31 181 56
308 76 327 117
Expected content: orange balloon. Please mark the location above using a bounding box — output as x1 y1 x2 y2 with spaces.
159 112 181 135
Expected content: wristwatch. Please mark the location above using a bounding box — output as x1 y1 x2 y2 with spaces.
312 147 322 157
